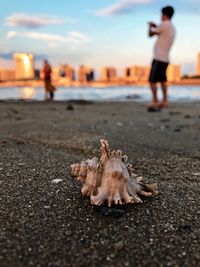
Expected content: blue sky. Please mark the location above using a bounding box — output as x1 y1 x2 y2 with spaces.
0 0 200 74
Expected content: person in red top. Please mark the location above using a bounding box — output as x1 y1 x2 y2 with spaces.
42 60 56 100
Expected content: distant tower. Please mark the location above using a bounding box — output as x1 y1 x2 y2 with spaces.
78 65 94 82
0 69 15 81
101 67 117 82
14 53 35 80
124 65 150 82
167 64 181 82
60 64 75 81
197 52 200 75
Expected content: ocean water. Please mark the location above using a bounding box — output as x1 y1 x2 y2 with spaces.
0 85 200 102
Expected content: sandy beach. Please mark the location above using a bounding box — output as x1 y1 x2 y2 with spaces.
0 101 200 267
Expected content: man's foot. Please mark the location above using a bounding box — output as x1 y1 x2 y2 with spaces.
159 101 169 108
147 102 162 112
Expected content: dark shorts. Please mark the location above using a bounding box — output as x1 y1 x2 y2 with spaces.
148 59 169 83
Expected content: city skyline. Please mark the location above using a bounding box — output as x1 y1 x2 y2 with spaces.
1 0 200 74
0 52 182 83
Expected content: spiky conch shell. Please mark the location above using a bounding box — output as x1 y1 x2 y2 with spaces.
71 139 158 207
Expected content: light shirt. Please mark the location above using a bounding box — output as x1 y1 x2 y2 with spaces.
152 20 176 63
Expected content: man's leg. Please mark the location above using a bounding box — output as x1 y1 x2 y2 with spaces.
149 82 159 106
50 91 55 100
160 82 169 107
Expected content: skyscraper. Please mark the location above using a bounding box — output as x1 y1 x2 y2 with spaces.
14 53 35 80
0 69 15 81
167 64 181 82
197 52 200 75
101 67 117 82
78 65 94 82
60 64 75 81
124 65 150 82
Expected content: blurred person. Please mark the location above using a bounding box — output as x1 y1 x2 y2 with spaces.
148 6 176 110
42 60 56 100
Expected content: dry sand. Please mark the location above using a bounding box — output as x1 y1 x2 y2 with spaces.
0 100 200 267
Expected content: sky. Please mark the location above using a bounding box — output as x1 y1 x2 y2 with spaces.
0 0 200 74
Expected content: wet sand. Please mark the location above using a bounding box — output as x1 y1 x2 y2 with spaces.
0 101 200 267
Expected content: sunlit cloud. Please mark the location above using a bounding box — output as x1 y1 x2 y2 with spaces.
6 31 17 38
6 30 90 49
66 31 90 45
5 13 65 29
95 0 153 16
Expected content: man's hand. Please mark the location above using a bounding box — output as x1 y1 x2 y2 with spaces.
148 21 157 37
148 21 157 27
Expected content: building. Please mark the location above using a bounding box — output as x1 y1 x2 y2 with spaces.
51 67 60 82
78 65 94 83
14 53 35 80
167 64 181 82
60 64 75 81
196 52 200 75
101 67 117 82
0 69 15 81
124 65 150 82
142 66 151 81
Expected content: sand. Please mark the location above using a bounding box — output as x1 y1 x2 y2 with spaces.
0 100 200 267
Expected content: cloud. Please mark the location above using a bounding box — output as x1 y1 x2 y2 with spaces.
6 30 90 48
6 31 18 38
66 31 90 45
95 0 152 16
5 13 64 29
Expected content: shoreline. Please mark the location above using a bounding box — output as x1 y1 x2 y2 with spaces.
0 85 200 103
0 78 200 88
1 99 200 104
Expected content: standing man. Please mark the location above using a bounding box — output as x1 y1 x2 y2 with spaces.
148 6 176 110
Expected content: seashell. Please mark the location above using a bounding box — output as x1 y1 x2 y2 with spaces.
71 139 158 207
71 161 87 182
81 157 101 196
